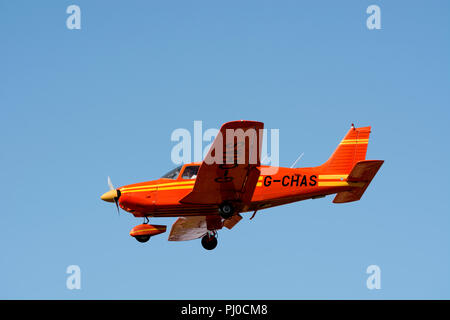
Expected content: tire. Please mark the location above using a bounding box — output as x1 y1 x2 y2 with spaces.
135 235 151 243
201 235 218 250
219 202 235 219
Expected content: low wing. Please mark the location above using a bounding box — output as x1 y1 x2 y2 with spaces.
168 216 208 241
180 120 264 206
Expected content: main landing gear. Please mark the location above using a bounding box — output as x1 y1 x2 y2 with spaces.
206 201 238 250
201 231 218 250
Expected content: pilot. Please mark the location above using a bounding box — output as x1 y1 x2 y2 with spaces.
183 166 198 179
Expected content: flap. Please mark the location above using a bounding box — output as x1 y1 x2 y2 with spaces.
168 216 208 241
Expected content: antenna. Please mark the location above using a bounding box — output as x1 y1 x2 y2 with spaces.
290 152 304 168
261 155 268 164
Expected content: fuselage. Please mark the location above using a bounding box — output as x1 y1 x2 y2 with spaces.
118 163 356 218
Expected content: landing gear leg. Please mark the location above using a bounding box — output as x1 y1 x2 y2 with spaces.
201 231 218 250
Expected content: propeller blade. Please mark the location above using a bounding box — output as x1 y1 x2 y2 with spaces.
107 176 115 190
114 198 120 216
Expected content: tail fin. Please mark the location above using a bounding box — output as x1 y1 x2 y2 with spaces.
321 125 371 174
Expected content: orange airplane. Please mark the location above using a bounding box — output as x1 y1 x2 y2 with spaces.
101 121 383 250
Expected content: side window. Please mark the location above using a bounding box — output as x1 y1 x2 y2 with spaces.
181 165 199 180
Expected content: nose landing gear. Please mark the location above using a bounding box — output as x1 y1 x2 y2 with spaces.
129 219 167 243
135 235 151 243
201 231 218 250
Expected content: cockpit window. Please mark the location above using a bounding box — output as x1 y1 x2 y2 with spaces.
181 165 200 180
161 165 182 179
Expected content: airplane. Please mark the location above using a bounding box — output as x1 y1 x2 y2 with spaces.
100 120 383 250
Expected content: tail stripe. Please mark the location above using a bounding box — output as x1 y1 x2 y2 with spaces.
318 181 365 187
340 139 369 145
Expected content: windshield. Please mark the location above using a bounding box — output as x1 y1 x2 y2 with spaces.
161 165 182 179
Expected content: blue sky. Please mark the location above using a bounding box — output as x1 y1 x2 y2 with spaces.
1 0 449 299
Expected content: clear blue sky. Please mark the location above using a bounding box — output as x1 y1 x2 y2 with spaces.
1 0 449 299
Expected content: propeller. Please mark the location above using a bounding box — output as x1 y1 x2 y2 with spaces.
101 176 121 215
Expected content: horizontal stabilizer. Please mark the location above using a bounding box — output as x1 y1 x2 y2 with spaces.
333 160 384 203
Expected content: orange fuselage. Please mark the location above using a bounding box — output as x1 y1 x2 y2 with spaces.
118 164 354 218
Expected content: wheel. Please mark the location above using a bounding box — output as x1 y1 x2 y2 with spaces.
219 202 235 219
201 234 218 250
135 235 151 243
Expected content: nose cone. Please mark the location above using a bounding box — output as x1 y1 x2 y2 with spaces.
101 189 118 202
